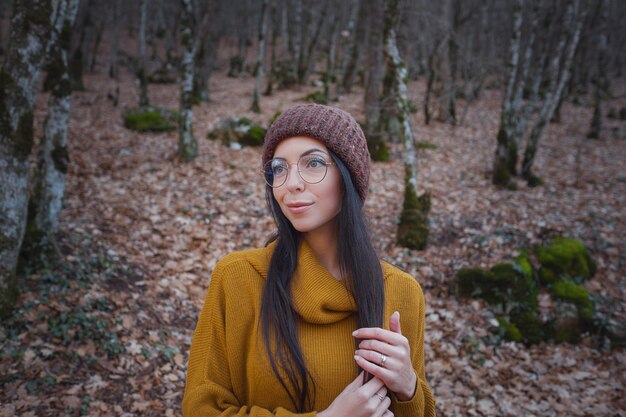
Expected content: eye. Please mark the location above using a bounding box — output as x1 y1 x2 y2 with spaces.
271 161 287 175
304 156 327 169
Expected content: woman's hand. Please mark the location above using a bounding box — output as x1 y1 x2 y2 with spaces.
317 372 393 417
353 311 417 402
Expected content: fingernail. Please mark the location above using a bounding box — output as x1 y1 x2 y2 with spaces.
354 355 361 361
352 330 359 336
394 311 400 318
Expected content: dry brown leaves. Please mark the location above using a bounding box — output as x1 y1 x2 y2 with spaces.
1 57 625 416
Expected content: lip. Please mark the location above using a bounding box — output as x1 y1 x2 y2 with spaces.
285 202 314 214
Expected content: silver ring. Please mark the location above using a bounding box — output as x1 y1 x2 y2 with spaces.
376 392 385 401
379 353 387 368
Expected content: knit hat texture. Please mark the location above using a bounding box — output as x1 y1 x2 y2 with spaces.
262 103 371 202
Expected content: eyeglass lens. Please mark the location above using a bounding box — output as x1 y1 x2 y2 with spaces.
264 153 330 187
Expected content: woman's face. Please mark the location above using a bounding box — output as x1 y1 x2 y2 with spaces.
270 136 343 234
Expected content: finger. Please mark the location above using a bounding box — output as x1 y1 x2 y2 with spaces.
358 338 396 355
389 311 402 335
353 327 407 346
374 396 392 417
355 349 396 370
381 410 394 417
359 374 385 396
355 353 391 382
350 371 366 388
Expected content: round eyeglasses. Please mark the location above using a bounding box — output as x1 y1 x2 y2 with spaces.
263 153 334 188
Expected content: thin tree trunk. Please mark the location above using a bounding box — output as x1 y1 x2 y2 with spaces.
265 1 278 96
109 0 120 79
299 1 328 85
291 0 302 79
178 0 197 161
383 0 430 250
587 0 607 139
433 0 453 123
492 0 523 188
364 0 384 131
89 20 104 71
335 0 359 98
324 2 339 102
252 0 269 112
522 0 584 185
21 0 79 268
138 0 149 107
341 0 367 94
0 0 57 318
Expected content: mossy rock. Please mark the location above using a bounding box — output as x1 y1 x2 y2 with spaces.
514 250 533 278
497 317 522 343
416 141 438 150
552 279 594 324
302 91 328 105
457 262 537 308
207 117 266 148
554 301 581 343
240 125 266 146
510 309 545 345
123 107 178 132
536 237 596 285
367 132 389 162
396 183 430 250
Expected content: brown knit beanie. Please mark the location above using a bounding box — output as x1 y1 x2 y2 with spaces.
262 103 371 202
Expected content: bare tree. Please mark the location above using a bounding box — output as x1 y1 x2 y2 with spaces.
21 0 80 268
251 0 269 113
335 0 360 98
178 0 197 161
0 0 58 318
138 0 149 107
492 0 524 188
587 0 608 140
381 0 430 249
521 0 584 185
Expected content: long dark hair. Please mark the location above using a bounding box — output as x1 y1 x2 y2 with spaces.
260 150 385 412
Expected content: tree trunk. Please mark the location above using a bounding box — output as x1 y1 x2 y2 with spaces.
342 0 367 94
21 0 79 269
138 0 149 107
433 0 453 123
324 2 339 102
522 0 584 185
178 0 197 161
109 0 120 79
89 20 104 71
335 0 359 98
0 0 56 318
587 0 608 140
492 0 523 188
363 0 384 132
265 1 278 96
363 0 386 161
382 0 429 250
291 0 302 78
298 1 328 85
251 0 269 112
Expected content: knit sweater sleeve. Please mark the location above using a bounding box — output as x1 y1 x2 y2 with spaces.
389 276 436 417
182 258 316 417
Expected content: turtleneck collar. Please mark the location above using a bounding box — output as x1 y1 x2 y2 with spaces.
291 239 357 324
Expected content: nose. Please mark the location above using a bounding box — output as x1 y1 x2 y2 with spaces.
285 163 304 192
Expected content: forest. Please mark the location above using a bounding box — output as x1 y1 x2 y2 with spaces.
0 0 625 415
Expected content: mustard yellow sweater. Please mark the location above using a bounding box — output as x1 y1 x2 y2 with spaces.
183 240 436 417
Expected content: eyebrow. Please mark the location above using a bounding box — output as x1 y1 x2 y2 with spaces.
273 148 328 160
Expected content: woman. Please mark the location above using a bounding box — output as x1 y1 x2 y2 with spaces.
183 104 435 417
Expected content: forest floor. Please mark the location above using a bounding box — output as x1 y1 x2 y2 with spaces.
1 61 626 417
